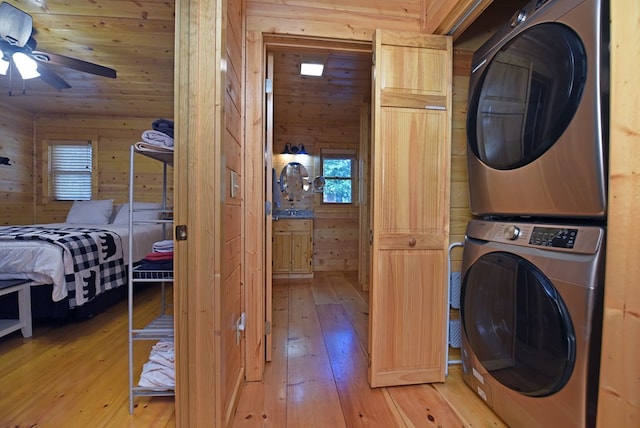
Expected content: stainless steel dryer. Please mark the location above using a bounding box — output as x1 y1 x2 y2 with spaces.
466 0 609 218
460 219 605 428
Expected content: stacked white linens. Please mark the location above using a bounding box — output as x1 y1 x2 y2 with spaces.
153 239 174 253
138 339 175 389
142 130 174 148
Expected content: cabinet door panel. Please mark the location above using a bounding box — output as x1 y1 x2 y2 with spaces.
291 232 311 272
369 29 452 388
272 232 292 272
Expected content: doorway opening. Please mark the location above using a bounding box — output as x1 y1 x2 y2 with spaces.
264 35 373 363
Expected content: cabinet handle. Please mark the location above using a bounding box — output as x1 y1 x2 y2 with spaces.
409 238 416 247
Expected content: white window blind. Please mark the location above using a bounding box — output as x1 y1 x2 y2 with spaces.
49 142 93 201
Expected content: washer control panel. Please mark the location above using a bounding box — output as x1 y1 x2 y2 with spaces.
529 226 577 248
465 219 604 255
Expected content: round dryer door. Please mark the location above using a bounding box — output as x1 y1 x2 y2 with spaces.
461 252 576 397
467 23 587 170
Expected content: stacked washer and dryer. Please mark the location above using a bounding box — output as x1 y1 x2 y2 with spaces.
460 0 609 427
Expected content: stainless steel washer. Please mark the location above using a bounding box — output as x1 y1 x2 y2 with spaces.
460 219 605 428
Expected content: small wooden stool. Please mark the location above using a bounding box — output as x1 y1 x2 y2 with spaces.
0 279 32 339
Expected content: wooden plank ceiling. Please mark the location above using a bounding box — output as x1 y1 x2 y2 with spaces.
0 0 526 119
270 45 372 106
0 0 175 118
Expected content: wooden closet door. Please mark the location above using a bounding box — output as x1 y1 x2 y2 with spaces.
368 29 452 387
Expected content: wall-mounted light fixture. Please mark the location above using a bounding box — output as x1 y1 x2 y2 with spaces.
281 143 309 155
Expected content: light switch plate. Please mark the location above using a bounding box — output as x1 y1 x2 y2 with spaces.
230 170 239 198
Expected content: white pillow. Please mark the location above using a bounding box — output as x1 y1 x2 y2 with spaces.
66 199 114 224
112 202 163 224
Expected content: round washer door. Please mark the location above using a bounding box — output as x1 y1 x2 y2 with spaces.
467 23 587 170
461 251 576 397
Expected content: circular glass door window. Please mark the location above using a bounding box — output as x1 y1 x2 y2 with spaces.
467 23 587 170
461 252 575 397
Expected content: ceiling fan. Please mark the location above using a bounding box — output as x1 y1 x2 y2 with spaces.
0 1 116 90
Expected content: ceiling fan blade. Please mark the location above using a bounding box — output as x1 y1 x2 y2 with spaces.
36 63 71 89
32 50 117 79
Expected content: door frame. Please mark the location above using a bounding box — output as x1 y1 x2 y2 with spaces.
244 32 371 381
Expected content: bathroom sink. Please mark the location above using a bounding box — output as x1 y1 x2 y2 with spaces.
273 208 314 219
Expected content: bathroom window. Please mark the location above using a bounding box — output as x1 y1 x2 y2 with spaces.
321 150 356 204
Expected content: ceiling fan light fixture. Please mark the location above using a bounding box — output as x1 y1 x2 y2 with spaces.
13 51 39 79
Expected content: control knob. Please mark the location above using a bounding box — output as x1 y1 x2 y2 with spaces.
504 225 521 241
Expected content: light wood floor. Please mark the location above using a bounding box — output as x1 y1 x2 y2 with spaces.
232 271 507 427
0 272 507 427
0 284 175 427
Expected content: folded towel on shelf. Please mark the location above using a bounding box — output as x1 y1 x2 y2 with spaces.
138 259 173 271
152 119 175 139
142 129 174 148
139 339 175 388
144 251 174 261
138 361 175 388
134 141 174 153
153 239 174 252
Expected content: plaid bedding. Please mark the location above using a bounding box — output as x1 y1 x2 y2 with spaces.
0 226 126 308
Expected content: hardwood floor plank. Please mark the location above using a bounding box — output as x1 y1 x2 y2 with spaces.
232 283 289 426
433 366 508 428
311 274 340 305
235 272 505 428
0 285 175 427
387 384 465 427
316 303 405 427
286 284 346 427
322 272 370 352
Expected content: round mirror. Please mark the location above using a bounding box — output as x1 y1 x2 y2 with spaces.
280 162 310 201
312 176 325 192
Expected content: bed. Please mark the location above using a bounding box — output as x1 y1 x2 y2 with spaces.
0 200 168 320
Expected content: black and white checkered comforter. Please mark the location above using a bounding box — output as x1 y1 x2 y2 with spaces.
0 226 126 308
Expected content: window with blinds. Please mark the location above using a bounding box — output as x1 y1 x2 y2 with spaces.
49 141 93 201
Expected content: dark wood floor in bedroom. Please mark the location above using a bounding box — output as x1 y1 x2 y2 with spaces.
0 272 506 427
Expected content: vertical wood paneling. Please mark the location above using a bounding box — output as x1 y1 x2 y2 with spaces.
449 49 474 250
597 1 640 425
174 0 225 425
224 0 246 425
243 29 266 382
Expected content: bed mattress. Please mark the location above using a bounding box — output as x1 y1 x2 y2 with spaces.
0 223 166 305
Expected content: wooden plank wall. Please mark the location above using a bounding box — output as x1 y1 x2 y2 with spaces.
223 0 245 424
247 0 427 38
597 1 640 424
449 49 474 272
32 115 173 224
0 104 34 225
